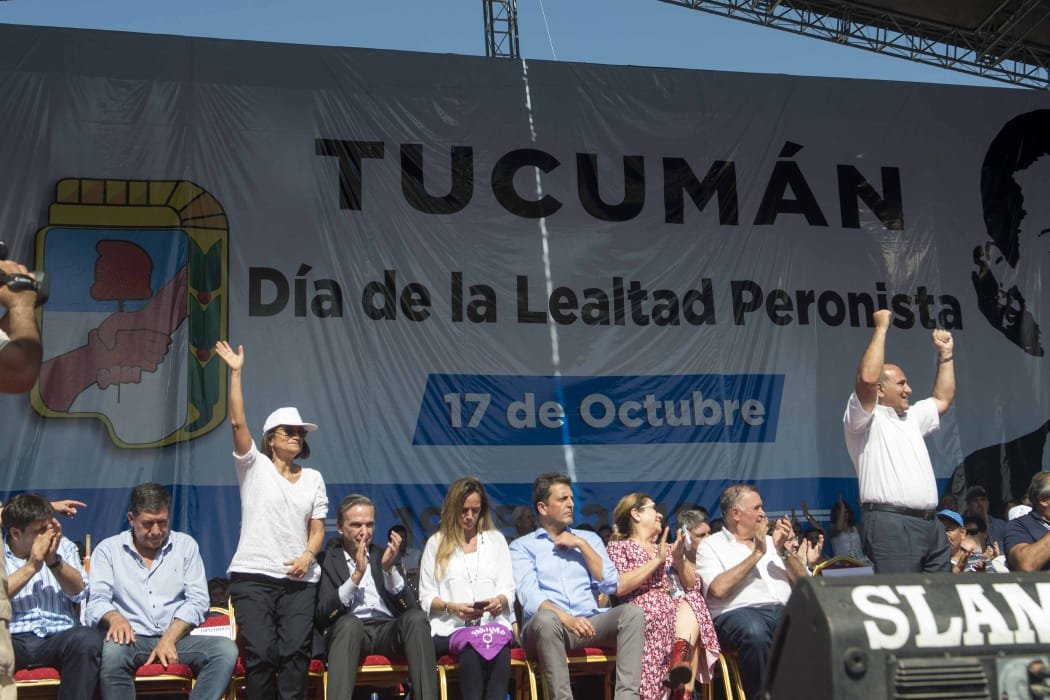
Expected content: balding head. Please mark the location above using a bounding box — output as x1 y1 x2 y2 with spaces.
877 363 912 416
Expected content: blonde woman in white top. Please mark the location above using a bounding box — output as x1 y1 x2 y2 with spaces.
418 477 515 700
215 341 328 700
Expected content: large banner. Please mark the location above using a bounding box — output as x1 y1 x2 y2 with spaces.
0 25 1047 574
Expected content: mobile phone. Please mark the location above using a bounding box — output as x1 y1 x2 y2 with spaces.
472 601 487 610
680 527 692 549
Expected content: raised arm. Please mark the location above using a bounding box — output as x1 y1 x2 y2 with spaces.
552 530 606 584
214 341 252 455
670 533 697 590
5 522 79 598
801 500 823 537
855 309 892 412
930 329 955 415
705 518 769 600
612 530 668 596
773 517 809 583
0 259 41 393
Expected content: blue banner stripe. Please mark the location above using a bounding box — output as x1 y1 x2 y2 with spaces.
413 374 784 445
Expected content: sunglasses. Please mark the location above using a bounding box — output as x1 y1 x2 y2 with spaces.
965 528 981 535
275 426 307 438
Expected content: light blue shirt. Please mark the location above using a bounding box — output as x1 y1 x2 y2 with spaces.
85 530 208 635
4 537 86 637
510 527 618 626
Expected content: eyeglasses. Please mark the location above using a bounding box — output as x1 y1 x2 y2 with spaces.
276 427 307 438
965 528 981 535
635 503 656 512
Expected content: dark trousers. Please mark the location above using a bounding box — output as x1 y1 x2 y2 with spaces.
229 572 317 700
433 634 510 700
324 610 438 700
12 626 104 700
713 604 783 700
860 509 952 573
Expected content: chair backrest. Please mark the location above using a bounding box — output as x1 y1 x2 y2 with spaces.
812 555 873 576
191 606 235 638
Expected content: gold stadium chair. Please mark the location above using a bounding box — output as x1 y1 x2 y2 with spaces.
812 555 873 576
536 646 616 700
135 603 228 697
13 666 62 699
701 650 746 700
436 646 537 700
132 662 196 697
353 654 411 697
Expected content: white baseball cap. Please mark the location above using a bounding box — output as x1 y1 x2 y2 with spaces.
1008 504 1032 520
262 406 318 434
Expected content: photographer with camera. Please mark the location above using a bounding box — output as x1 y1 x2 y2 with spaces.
0 255 41 394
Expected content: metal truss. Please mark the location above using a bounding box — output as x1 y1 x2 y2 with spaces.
655 0 1050 89
483 0 520 59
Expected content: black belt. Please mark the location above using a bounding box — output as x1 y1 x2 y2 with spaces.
861 503 936 520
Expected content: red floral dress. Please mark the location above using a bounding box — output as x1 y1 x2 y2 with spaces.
607 539 680 700
679 564 722 684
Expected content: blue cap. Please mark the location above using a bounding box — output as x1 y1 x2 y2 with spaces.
936 509 964 528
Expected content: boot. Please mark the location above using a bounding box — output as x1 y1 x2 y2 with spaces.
663 638 693 689
668 687 690 700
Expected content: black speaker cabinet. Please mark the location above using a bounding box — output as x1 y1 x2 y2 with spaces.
764 572 1050 699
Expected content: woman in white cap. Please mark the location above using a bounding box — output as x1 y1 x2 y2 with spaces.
215 340 328 700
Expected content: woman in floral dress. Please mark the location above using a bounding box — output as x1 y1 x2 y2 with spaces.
607 493 719 700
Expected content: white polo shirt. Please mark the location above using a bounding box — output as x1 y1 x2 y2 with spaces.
843 393 939 510
696 528 792 621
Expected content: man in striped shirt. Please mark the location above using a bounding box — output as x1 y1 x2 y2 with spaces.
2 494 102 700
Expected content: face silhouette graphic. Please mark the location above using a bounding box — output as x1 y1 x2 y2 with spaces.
973 109 1050 357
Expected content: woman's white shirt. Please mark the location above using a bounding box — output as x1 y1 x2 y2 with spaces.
418 529 515 637
228 440 328 583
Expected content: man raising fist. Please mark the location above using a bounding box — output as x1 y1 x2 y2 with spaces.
844 309 956 573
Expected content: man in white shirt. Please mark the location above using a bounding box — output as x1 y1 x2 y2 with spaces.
843 309 956 573
316 494 437 700
697 484 807 700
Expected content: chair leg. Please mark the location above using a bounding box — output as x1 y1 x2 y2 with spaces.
437 665 447 700
526 660 539 700
717 654 732 700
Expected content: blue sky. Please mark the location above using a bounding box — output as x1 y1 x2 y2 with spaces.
0 0 1008 88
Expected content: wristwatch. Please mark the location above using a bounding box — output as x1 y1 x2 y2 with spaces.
47 553 63 569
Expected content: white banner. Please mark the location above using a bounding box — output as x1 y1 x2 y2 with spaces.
0 25 1046 573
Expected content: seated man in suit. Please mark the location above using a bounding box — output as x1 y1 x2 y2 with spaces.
84 483 237 700
316 494 437 700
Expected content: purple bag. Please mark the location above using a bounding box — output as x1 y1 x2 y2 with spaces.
448 623 513 661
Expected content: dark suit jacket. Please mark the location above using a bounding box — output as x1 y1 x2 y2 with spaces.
316 539 417 632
